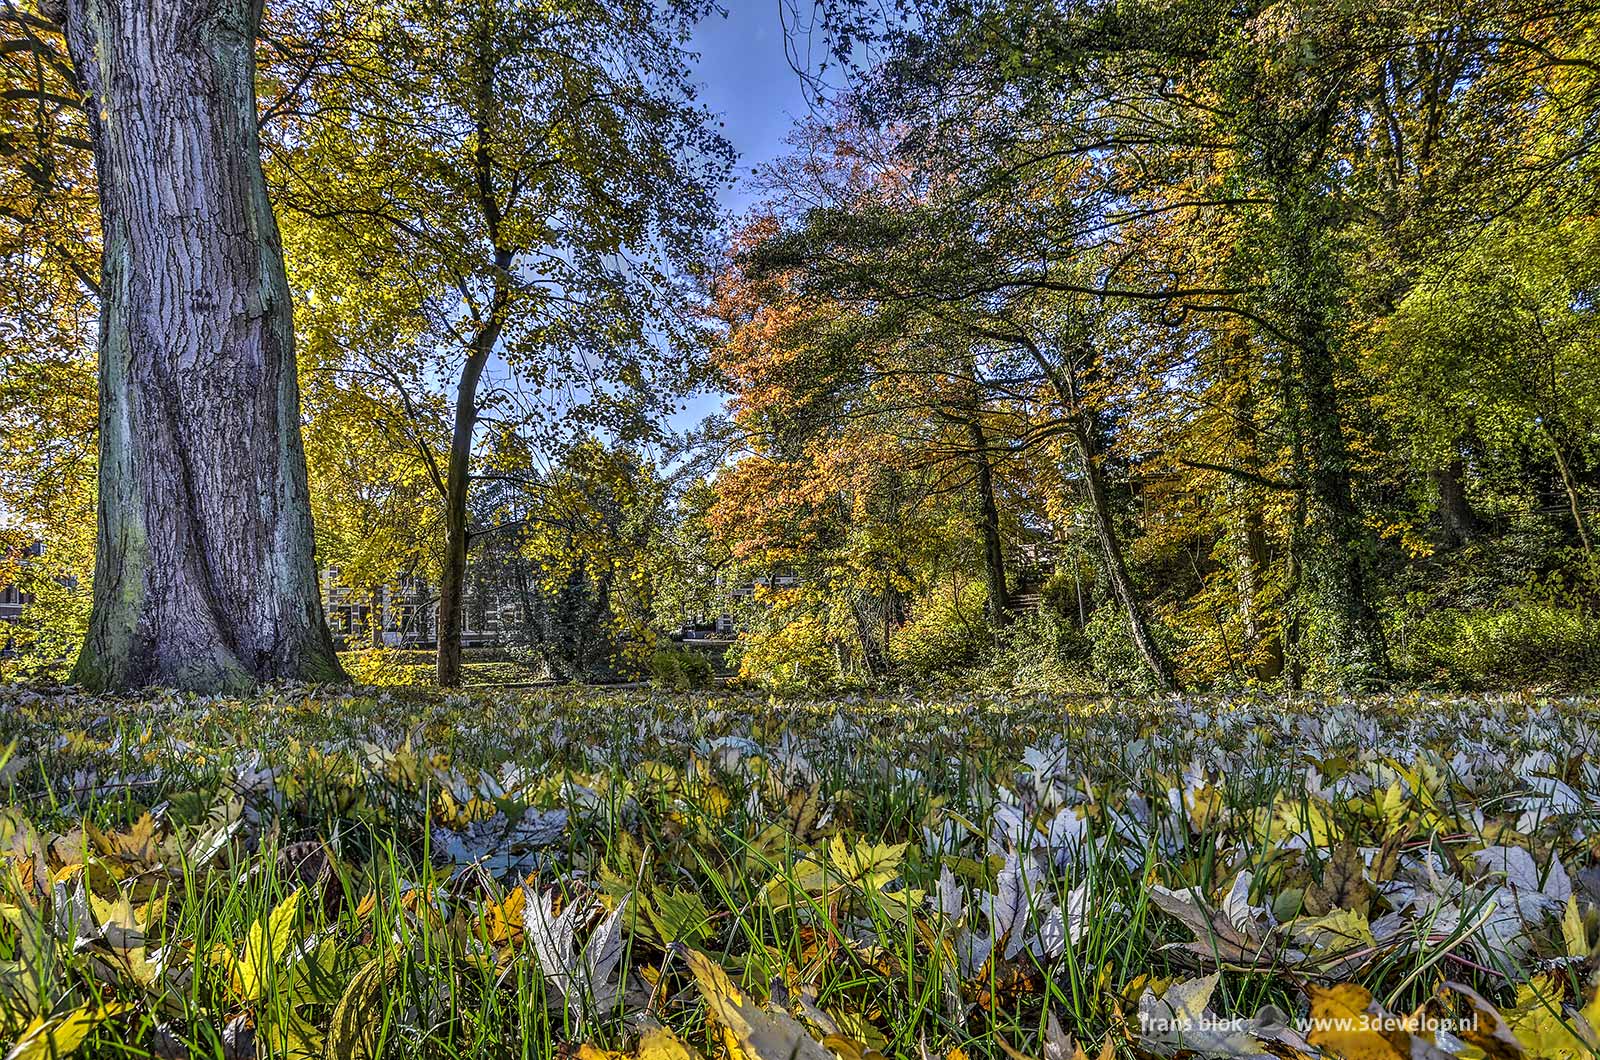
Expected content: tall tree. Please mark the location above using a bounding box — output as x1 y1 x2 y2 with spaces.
733 119 1181 688
36 0 341 690
270 0 731 686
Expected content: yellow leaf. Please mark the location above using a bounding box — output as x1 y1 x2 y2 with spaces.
235 888 303 1002
1438 981 1527 1060
261 1004 323 1060
636 1027 701 1060
827 837 906 890
482 886 525 947
325 952 396 1060
1295 908 1376 952
1306 984 1409 1060
1504 976 1597 1060
683 947 832 1060
5 1002 127 1060
85 813 165 867
1561 896 1588 959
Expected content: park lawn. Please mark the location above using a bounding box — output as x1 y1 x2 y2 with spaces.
336 649 549 688
0 685 1596 1059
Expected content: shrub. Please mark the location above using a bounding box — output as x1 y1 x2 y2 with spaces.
648 645 716 691
731 612 842 694
976 608 1093 694
340 648 434 687
0 572 89 683
1086 605 1176 694
890 581 991 678
340 649 545 687
1403 603 1600 689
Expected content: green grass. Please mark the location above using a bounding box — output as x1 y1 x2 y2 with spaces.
337 648 546 687
0 687 1595 1059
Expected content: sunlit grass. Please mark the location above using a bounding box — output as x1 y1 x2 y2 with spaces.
0 687 1595 1058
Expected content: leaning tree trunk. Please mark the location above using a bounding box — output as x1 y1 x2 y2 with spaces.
1068 414 1177 692
62 0 343 691
1544 423 1595 559
436 341 491 688
1026 339 1176 691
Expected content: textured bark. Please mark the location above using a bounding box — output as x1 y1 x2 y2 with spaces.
1270 187 1389 688
1429 456 1479 548
849 588 890 678
964 417 1010 624
1297 344 1389 684
435 76 509 688
1282 467 1307 692
64 0 343 691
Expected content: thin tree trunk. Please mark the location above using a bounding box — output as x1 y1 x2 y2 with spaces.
1282 465 1307 692
1545 425 1595 558
369 585 385 648
964 417 1010 623
1024 338 1176 691
882 569 892 661
1241 508 1282 680
1229 364 1283 680
436 72 512 687
436 341 491 687
63 0 343 691
849 588 888 677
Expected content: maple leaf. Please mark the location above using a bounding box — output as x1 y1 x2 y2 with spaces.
524 886 636 1024
681 946 833 1060
431 808 568 876
1305 983 1454 1060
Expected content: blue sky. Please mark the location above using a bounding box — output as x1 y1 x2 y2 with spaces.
670 2 816 430
690 1 814 214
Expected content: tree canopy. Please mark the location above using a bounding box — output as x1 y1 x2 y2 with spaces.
0 0 1597 693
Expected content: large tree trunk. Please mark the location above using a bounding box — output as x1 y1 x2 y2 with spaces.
63 0 343 692
1270 186 1389 688
1429 455 1479 549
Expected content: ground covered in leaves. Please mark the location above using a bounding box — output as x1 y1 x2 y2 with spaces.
0 687 1597 1060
